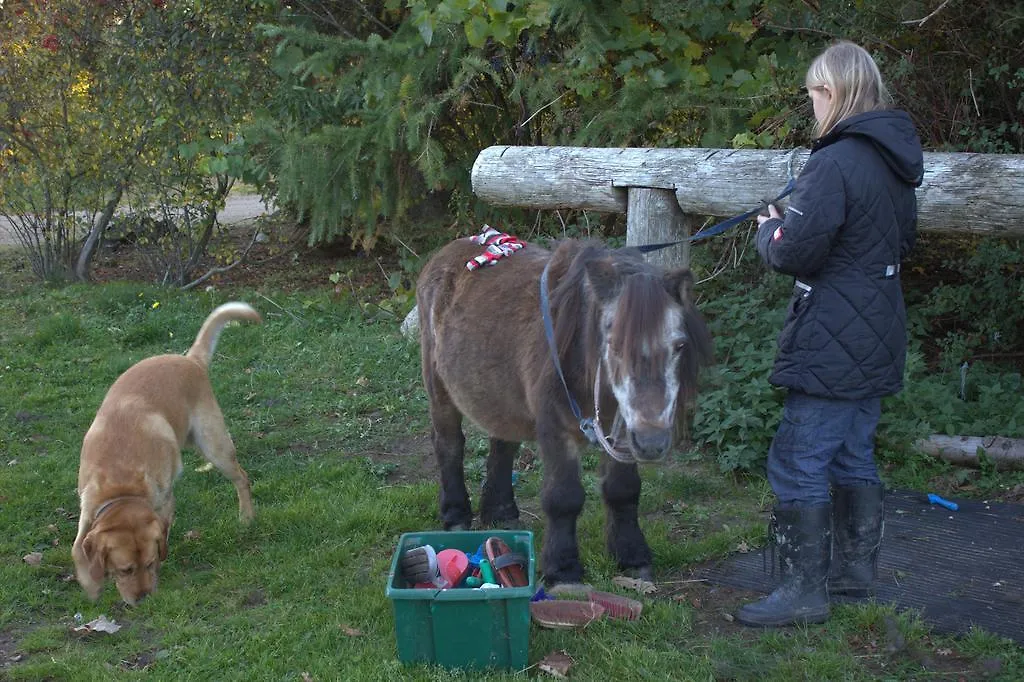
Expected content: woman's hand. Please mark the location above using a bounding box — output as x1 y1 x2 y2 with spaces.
756 203 784 226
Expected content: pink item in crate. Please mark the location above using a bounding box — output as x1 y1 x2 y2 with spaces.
436 548 470 587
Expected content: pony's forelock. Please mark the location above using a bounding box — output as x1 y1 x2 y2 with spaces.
609 273 677 372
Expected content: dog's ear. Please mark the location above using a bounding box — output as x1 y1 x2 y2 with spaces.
153 519 168 561
82 531 107 585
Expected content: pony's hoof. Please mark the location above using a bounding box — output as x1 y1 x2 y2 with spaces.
624 565 653 581
481 516 522 530
545 582 593 596
480 501 521 528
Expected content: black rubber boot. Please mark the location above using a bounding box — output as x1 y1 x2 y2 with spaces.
735 504 831 627
829 484 884 598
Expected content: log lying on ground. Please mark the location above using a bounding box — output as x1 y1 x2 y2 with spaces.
915 435 1024 470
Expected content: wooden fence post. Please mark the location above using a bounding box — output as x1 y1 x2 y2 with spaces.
625 187 693 269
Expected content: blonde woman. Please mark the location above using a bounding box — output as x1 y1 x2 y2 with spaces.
737 41 924 627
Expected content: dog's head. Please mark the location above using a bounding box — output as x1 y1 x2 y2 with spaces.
78 501 167 605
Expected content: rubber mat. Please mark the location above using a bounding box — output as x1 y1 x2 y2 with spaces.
700 489 1024 643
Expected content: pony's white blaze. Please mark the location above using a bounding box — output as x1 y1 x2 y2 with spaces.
604 304 686 437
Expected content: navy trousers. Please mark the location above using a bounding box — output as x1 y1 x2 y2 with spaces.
767 391 883 508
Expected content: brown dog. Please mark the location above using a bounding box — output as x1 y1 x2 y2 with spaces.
72 302 262 604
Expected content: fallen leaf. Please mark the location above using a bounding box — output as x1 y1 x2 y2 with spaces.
722 612 735 622
300 673 314 682
339 625 363 637
47 524 58 533
538 650 573 678
612 575 657 594
736 541 751 553
23 552 42 566
195 462 214 473
183 529 201 541
356 376 369 387
936 648 953 656
73 615 121 634
671 592 704 609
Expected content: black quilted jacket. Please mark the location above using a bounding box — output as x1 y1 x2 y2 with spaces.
756 110 924 399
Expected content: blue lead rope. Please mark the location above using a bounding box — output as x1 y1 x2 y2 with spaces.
636 176 797 253
539 263 598 444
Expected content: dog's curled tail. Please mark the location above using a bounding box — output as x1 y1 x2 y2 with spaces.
187 302 262 368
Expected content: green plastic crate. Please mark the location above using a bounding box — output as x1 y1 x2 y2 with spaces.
385 530 535 671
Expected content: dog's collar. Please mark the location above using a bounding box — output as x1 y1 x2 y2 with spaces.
93 496 145 521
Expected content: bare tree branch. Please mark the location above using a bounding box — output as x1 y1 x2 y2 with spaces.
180 225 261 291
764 23 903 57
902 0 954 26
344 0 393 37
292 0 355 39
967 68 980 116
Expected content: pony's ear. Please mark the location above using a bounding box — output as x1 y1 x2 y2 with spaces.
664 268 695 306
585 258 620 301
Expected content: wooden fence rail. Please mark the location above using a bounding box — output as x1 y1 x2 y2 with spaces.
472 145 1024 267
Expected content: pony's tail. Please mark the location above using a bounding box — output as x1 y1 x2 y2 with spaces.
186 302 262 369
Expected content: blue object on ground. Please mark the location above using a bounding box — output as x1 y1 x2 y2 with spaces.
927 493 959 511
531 587 553 602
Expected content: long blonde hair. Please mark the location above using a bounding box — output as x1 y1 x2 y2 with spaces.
805 41 893 139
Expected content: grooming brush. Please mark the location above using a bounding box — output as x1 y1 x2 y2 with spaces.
530 600 606 629
399 545 443 587
587 590 643 620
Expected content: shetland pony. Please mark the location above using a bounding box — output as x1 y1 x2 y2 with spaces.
417 236 712 583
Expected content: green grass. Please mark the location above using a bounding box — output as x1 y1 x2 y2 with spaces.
1 246 1022 681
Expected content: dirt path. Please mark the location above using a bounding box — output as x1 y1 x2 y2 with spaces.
217 194 276 226
0 194 275 246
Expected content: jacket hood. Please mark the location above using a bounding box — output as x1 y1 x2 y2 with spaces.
819 110 924 187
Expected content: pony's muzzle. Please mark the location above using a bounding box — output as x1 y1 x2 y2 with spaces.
629 427 672 462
